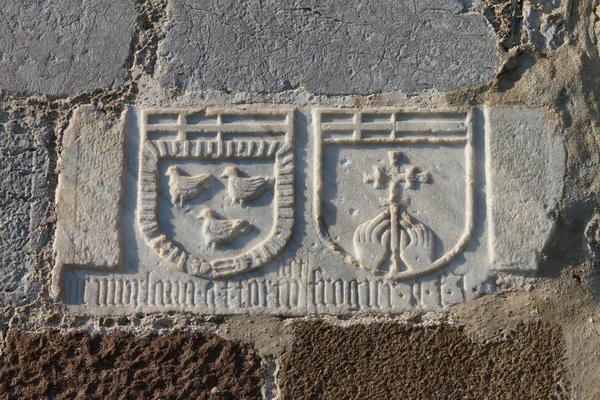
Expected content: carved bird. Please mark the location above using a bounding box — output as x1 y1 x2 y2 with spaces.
220 166 275 206
165 166 212 208
197 208 251 249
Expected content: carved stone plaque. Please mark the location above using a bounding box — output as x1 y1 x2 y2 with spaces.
313 109 475 280
54 106 565 315
137 108 295 279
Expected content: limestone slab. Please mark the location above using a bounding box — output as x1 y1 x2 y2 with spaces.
54 106 127 297
0 0 135 96
485 107 565 273
53 105 565 314
157 0 499 95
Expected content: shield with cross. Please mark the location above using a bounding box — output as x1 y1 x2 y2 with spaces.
313 108 475 280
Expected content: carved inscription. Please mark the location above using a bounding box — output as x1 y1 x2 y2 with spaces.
63 258 307 313
63 259 469 314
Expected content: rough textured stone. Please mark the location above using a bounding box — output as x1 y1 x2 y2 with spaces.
157 0 499 95
0 106 51 306
484 0 566 51
279 320 567 399
522 0 566 51
0 0 136 96
0 330 263 399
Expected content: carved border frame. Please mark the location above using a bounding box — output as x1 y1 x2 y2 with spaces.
138 108 295 279
312 107 476 280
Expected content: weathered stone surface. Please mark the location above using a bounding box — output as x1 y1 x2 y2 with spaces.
486 107 565 273
0 0 136 96
0 107 51 306
157 0 499 95
53 106 127 298
0 330 263 399
522 0 566 51
1 0 600 396
279 320 566 399
53 105 564 314
482 0 566 51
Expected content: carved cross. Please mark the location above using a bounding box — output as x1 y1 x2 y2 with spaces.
363 151 432 269
364 165 387 189
363 151 431 204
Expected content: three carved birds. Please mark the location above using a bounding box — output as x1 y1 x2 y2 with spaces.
165 166 274 248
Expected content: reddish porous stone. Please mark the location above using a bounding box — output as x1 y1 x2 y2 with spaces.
0 330 263 399
280 321 566 399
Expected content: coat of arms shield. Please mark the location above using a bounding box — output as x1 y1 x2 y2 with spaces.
138 108 295 279
313 108 475 280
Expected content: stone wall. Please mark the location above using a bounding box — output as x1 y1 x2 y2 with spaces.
0 0 599 398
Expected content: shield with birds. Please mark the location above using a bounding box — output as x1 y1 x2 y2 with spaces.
137 108 295 279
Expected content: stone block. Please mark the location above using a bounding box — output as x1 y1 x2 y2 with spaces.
279 321 565 398
0 0 136 96
0 330 263 398
52 105 565 314
157 0 499 95
53 106 127 298
485 107 565 273
0 108 50 306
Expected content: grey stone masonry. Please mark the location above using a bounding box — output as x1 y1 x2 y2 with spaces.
0 0 136 96
157 0 500 95
0 107 50 306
